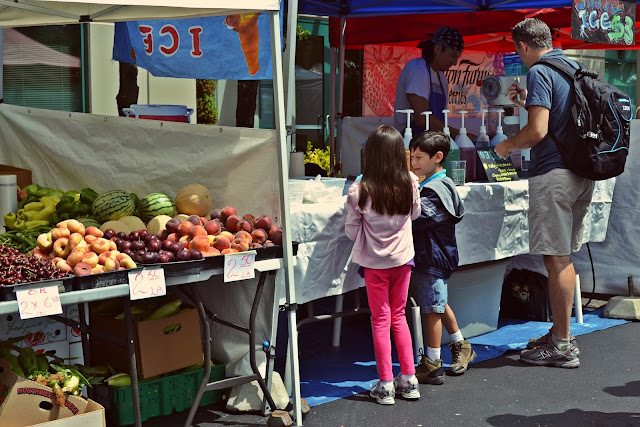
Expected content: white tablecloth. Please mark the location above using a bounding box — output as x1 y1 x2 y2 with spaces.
279 178 615 305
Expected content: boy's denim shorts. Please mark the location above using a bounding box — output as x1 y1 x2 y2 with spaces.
410 271 447 314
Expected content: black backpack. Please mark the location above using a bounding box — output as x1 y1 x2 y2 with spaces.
536 58 633 180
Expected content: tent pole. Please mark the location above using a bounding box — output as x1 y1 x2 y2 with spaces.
284 0 298 155
0 29 3 103
335 16 346 176
329 48 336 172
270 10 302 426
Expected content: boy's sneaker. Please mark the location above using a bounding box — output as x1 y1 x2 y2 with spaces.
448 339 477 375
520 340 580 368
415 354 445 385
526 328 579 356
369 381 395 405
393 374 420 400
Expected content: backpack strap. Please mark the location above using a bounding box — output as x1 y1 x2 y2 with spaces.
532 58 581 151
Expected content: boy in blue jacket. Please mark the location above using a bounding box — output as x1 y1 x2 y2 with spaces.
409 130 476 384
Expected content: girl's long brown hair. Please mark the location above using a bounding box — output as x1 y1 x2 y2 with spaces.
359 125 413 215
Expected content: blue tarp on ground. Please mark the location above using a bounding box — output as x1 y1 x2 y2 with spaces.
296 308 628 407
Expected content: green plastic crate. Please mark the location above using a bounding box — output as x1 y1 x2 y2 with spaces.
107 363 225 426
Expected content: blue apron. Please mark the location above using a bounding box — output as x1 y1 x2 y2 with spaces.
411 59 447 136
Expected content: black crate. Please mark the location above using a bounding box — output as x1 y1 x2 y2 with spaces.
74 267 143 290
152 258 204 277
202 242 299 270
0 276 74 301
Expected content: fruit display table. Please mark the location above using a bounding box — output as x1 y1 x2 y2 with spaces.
0 257 286 427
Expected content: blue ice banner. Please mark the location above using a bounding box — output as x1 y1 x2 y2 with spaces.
113 13 274 80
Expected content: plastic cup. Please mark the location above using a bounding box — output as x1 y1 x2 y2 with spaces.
451 160 466 185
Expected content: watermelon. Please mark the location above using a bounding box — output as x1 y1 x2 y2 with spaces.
92 190 136 223
76 217 101 229
138 193 176 223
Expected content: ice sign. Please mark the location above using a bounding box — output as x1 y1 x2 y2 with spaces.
224 250 257 282
16 285 63 319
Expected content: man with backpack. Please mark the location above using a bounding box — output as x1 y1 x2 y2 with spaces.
494 17 594 368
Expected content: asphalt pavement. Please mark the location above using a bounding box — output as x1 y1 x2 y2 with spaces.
142 301 640 427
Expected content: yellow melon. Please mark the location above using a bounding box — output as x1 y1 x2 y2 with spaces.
174 183 212 216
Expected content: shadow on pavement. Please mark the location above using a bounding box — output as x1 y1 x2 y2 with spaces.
603 380 640 397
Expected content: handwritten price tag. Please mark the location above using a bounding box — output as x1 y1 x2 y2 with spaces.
128 267 166 300
224 250 257 282
16 285 63 320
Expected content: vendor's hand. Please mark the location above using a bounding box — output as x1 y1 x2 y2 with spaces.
508 83 527 109
494 141 511 159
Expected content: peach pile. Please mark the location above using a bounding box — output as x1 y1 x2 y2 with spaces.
161 206 282 257
32 219 138 276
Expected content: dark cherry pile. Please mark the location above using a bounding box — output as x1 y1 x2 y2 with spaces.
104 229 203 265
0 245 68 286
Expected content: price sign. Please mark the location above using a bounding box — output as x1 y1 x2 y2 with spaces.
128 267 166 300
16 285 63 320
224 250 257 282
477 149 519 182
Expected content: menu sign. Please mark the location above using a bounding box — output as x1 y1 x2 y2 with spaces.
571 0 635 46
477 149 519 182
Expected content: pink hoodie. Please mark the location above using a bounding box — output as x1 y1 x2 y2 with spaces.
345 173 421 269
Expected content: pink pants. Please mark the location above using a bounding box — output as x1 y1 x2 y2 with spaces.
364 265 415 381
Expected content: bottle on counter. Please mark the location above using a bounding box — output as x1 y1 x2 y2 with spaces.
441 109 460 180
476 109 491 181
490 109 507 147
455 110 476 182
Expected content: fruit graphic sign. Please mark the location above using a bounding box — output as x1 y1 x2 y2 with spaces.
571 0 635 45
363 45 501 117
113 12 278 80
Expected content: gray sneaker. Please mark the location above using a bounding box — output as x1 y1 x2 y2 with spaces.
527 328 580 356
520 340 580 368
369 381 395 405
393 374 420 400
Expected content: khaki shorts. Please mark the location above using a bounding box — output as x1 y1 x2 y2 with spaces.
528 168 595 256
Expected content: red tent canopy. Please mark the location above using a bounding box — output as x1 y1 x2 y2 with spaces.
329 8 640 51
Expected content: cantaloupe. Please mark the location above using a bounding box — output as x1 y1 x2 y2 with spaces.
119 215 146 233
174 184 212 217
146 215 173 237
99 220 130 234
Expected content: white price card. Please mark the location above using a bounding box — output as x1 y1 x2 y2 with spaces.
224 250 257 282
128 267 166 300
16 285 63 320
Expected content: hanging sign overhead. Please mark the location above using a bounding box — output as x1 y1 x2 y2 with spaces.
571 0 635 46
113 12 278 80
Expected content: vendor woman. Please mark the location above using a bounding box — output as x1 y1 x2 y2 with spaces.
393 26 466 139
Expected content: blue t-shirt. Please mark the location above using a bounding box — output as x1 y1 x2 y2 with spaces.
525 49 579 177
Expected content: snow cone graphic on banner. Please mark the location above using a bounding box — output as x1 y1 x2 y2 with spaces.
363 45 502 117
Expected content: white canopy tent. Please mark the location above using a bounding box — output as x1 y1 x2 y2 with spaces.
0 1 303 425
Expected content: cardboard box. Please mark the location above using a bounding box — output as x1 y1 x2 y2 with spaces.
0 164 32 189
89 307 202 379
31 341 70 361
0 360 105 427
64 305 82 344
0 312 67 347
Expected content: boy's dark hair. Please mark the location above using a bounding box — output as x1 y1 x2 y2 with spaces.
512 18 552 50
360 125 414 215
409 131 450 165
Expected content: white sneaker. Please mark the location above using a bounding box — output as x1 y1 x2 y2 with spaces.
369 381 395 405
393 374 420 399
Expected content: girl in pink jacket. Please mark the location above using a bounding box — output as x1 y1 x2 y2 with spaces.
345 125 421 405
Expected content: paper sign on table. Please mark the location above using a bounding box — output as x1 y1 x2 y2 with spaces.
224 250 257 282
129 267 166 300
16 285 63 320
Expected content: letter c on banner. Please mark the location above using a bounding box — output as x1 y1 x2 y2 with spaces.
159 25 179 56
